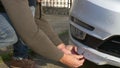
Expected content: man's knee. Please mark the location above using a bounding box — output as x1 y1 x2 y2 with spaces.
7 30 18 45
0 28 18 47
0 13 18 47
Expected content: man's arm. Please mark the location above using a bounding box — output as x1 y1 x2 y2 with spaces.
1 0 63 61
1 0 85 67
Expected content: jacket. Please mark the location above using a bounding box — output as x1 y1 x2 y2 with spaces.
1 0 63 61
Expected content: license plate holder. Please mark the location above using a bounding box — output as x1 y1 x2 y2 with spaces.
70 25 86 40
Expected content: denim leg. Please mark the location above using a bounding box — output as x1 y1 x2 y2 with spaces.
0 12 28 58
0 13 18 47
29 0 36 16
13 39 29 58
0 0 36 58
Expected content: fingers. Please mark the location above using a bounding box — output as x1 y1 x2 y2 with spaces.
74 46 78 52
57 43 66 50
71 46 79 55
65 45 74 51
70 54 85 68
74 58 85 68
57 43 72 54
72 59 85 68
61 48 71 54
72 54 84 60
65 45 79 55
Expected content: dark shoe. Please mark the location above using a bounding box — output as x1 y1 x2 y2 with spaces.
10 58 40 68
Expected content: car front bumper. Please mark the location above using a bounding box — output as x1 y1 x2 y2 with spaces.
70 35 120 67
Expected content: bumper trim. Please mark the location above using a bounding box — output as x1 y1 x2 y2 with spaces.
70 35 120 67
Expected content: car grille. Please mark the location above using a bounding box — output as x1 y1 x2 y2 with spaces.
98 36 120 58
70 24 103 49
72 33 120 58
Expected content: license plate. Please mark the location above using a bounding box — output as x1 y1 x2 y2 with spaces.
70 25 86 40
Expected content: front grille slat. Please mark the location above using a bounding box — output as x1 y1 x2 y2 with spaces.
98 36 120 58
70 24 103 49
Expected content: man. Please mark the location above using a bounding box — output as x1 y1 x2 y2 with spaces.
1 0 85 68
0 0 38 68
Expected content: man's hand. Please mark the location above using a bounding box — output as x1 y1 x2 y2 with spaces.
57 43 85 68
57 44 79 55
57 43 72 54
60 54 85 68
65 45 79 55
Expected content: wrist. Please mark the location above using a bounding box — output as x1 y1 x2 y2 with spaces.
59 53 66 63
57 43 65 50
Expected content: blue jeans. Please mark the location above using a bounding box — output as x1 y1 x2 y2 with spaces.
0 13 29 58
0 0 36 58
0 13 18 47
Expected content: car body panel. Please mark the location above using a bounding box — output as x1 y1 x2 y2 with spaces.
70 0 120 40
69 0 120 67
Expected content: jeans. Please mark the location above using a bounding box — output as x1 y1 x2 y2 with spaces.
29 0 36 17
0 13 29 58
0 13 18 47
0 0 36 58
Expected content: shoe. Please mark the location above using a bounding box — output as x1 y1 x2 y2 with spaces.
10 57 40 68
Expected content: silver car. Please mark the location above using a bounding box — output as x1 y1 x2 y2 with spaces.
69 0 120 67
